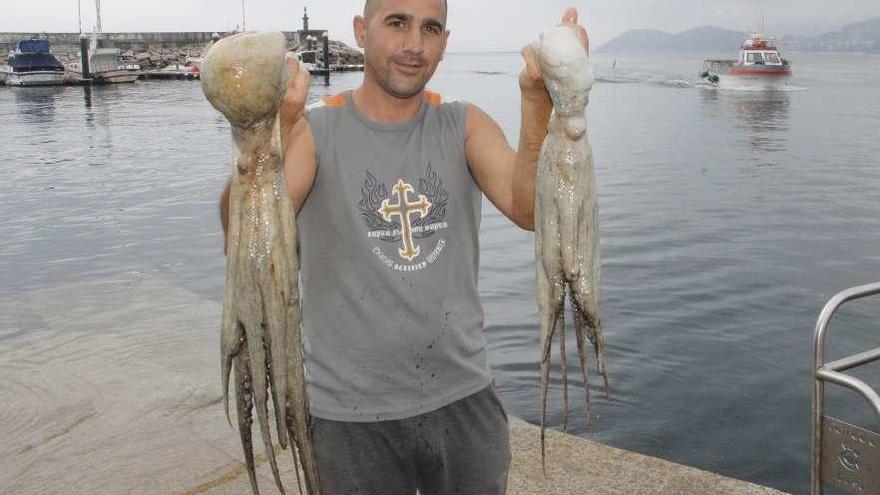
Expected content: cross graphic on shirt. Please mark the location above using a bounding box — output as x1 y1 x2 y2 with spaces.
379 179 432 261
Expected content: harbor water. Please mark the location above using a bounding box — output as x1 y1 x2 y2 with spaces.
1 51 879 494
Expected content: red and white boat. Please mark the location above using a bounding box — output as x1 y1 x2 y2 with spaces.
701 32 792 89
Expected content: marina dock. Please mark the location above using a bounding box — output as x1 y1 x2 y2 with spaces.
140 69 200 80
1 15 364 87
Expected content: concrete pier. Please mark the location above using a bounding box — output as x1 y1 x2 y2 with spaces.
506 418 786 495
0 272 788 494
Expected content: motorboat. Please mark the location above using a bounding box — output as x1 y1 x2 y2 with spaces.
2 39 67 86
67 0 140 84
701 32 792 89
65 34 141 84
297 50 329 76
87 43 140 83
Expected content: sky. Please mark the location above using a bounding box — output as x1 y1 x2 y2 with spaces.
4 0 880 51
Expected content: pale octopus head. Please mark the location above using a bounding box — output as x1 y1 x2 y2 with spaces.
201 32 289 131
533 26 593 139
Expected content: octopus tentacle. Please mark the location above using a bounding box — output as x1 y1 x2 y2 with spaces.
235 351 259 495
221 178 245 427
572 300 593 430
559 313 570 432
262 214 291 449
242 305 286 493
539 302 563 475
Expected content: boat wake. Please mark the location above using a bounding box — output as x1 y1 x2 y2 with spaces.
595 74 694 89
696 83 810 92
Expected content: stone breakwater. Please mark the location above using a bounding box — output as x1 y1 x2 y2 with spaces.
0 32 363 70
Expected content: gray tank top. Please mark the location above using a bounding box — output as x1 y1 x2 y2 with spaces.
299 90 491 422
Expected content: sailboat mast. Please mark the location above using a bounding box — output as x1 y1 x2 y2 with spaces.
240 0 246 31
77 0 82 33
95 0 102 34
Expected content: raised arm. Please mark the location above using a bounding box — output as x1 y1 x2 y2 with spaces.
464 8 589 232
220 55 316 252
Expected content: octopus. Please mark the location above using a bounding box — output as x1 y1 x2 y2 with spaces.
201 32 320 495
533 25 610 466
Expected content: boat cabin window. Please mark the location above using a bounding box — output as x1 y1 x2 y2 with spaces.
299 51 317 64
746 52 763 64
764 52 780 64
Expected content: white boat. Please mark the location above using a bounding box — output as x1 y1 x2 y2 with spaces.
297 50 328 75
3 39 67 86
700 32 792 89
67 1 139 84
88 45 140 83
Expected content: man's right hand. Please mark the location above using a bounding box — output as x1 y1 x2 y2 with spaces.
281 53 311 149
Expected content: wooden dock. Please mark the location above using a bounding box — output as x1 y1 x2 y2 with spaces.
140 70 200 80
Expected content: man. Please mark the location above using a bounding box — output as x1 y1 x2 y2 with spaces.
221 1 588 493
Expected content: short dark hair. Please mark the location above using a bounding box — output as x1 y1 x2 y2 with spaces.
363 0 448 20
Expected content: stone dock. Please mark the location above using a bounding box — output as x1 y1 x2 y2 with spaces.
0 271 788 494
178 416 789 495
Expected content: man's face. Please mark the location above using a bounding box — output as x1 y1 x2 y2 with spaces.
355 0 449 99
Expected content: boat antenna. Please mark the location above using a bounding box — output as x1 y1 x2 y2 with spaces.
240 0 246 31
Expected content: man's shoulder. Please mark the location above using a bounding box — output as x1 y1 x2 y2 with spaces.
306 92 348 114
423 90 469 112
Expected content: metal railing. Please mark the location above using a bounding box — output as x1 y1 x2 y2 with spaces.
812 281 880 495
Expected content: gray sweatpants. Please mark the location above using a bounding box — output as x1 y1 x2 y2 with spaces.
311 385 511 495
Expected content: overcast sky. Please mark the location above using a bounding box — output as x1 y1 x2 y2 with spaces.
4 0 880 50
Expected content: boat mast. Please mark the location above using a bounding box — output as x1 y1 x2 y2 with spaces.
95 0 102 34
240 0 246 31
77 0 82 33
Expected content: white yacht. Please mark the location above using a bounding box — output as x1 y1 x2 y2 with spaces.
2 39 67 86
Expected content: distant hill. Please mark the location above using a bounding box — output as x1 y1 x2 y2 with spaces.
784 16 880 52
600 17 880 53
598 26 746 53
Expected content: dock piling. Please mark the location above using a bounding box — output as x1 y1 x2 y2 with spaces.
322 32 330 85
79 33 91 81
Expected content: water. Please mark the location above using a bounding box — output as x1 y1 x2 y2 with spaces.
1 51 879 494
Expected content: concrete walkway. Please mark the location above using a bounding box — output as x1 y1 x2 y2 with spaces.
181 417 789 495
506 418 786 495
0 272 788 494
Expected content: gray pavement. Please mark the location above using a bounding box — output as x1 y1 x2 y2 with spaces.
0 272 788 494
